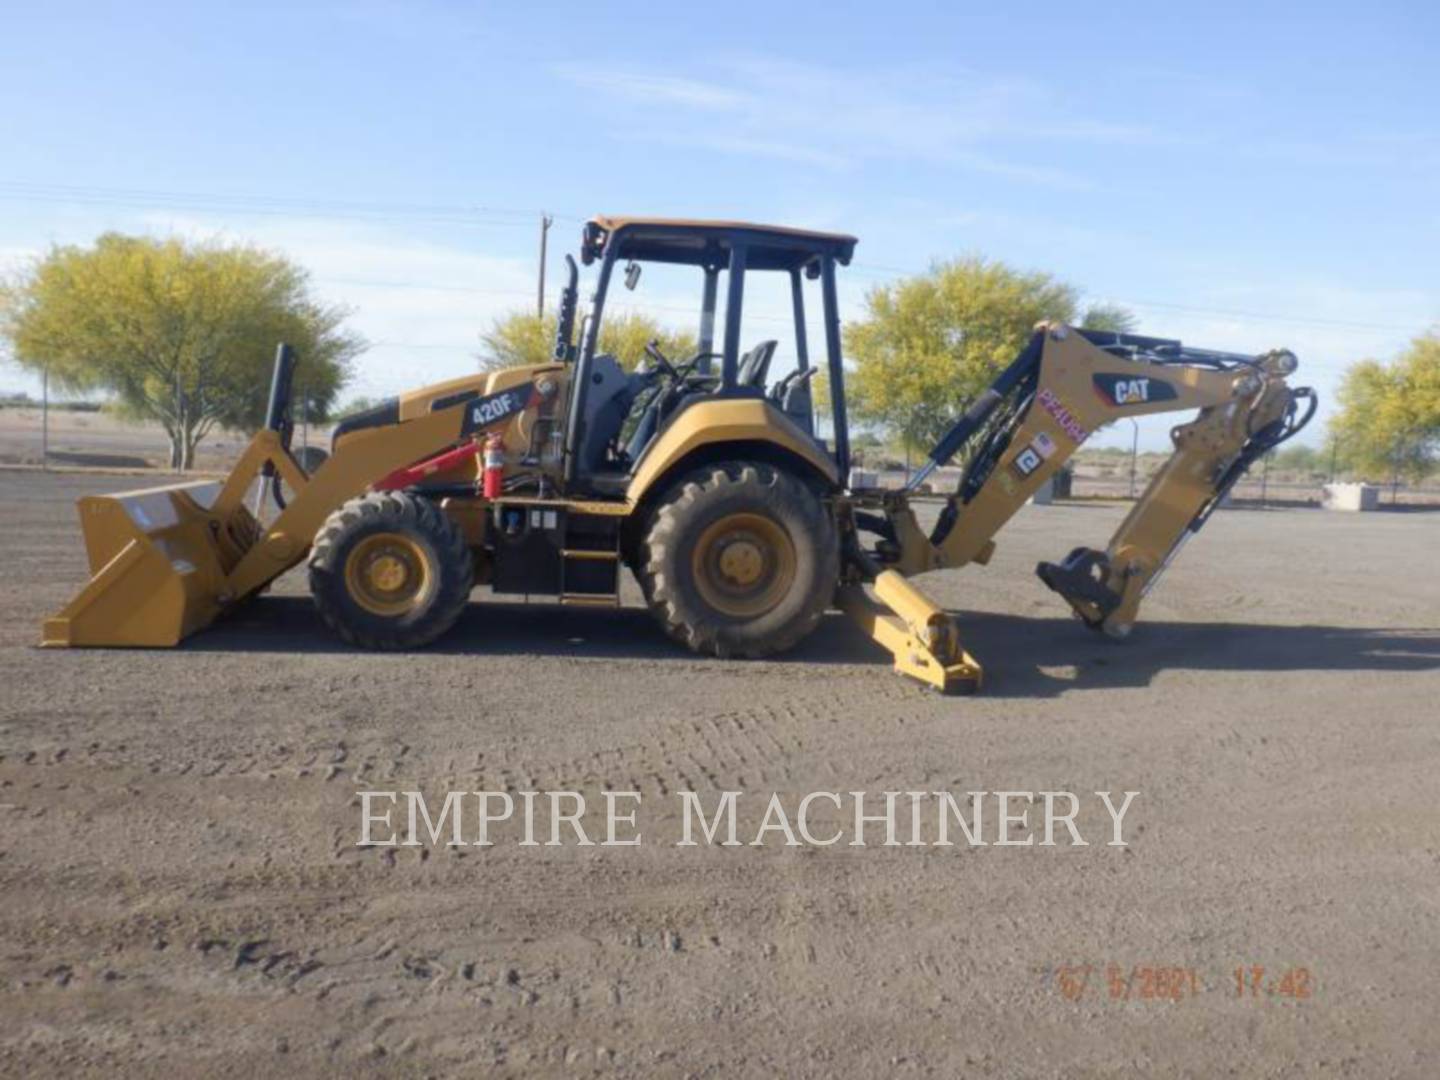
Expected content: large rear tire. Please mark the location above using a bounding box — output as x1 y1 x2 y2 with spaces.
639 463 837 659
309 492 473 649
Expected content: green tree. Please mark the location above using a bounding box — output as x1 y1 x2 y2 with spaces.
1079 302 1138 334
334 395 381 419
0 233 361 469
842 256 1133 451
480 309 695 373
1330 332 1440 483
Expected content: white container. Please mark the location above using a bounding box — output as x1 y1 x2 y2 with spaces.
1322 483 1379 511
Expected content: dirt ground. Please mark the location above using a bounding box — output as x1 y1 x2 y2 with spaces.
2 469 1438 1077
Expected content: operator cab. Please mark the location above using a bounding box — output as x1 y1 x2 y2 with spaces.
553 217 857 495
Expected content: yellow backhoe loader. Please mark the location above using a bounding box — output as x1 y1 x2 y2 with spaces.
42 217 1315 692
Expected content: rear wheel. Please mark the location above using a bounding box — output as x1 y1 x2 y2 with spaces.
309 492 473 649
639 463 837 658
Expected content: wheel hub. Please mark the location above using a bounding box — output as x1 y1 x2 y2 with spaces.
367 554 410 593
344 532 431 616
717 539 765 587
692 512 797 619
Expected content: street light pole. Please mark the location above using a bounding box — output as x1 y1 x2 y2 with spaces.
1127 417 1139 499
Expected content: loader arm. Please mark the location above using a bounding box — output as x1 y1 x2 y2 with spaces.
845 324 1314 686
42 350 543 648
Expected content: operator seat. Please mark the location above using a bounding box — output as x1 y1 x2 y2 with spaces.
736 340 778 389
770 367 817 437
576 354 644 477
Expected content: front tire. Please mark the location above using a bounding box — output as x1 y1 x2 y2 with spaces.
308 492 473 649
639 463 837 658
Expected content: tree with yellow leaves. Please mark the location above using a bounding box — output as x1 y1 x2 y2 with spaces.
480 309 695 373
1 233 361 470
1331 332 1440 483
843 256 1133 453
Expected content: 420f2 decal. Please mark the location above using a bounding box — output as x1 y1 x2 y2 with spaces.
459 383 536 436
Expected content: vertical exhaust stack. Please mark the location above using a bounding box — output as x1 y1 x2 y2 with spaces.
255 343 298 517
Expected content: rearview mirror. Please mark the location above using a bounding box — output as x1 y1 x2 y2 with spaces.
623 261 642 291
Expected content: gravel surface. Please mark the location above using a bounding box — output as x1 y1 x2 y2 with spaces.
2 469 1438 1077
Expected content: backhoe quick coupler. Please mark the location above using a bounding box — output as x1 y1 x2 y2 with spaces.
1036 547 1123 629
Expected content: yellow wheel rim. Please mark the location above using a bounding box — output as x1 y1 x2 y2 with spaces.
691 512 796 619
344 532 432 617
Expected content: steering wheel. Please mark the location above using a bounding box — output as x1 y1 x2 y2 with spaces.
644 340 679 378
644 342 727 382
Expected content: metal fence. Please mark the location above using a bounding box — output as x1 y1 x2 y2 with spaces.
4 403 1437 508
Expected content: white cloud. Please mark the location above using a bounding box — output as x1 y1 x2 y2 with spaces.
0 245 40 267
552 54 1169 186
622 129 853 170
550 66 748 111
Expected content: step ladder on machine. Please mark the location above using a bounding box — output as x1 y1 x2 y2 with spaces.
558 511 622 607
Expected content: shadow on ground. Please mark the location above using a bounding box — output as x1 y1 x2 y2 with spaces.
44 450 155 469
189 596 1440 699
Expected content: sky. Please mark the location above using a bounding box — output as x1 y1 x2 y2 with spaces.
1 1 1436 449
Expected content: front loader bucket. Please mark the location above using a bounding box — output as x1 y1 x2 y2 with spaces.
41 480 261 648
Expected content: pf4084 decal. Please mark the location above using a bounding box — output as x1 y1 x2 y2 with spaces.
1092 373 1177 407
1036 388 1089 443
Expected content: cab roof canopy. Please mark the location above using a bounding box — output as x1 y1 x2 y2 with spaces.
582 216 857 272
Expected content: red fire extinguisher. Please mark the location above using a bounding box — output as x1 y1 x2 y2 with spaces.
481 432 505 499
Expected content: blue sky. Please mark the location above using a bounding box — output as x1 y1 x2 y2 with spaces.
2 1 1436 448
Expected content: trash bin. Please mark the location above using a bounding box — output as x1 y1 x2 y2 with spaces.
1322 483 1379 511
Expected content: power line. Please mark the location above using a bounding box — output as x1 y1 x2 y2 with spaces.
314 276 796 326
850 260 1424 336
3 181 1426 338
0 181 588 229
369 340 479 352
1116 297 1418 335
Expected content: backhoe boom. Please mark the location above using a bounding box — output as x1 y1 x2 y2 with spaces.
845 323 1314 685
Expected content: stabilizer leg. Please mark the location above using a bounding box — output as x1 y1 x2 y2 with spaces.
837 570 983 694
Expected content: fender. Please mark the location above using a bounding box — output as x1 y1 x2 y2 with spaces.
624 397 839 505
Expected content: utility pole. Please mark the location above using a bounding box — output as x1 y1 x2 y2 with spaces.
1391 436 1404 505
1127 418 1139 499
1328 434 1338 483
537 213 553 318
41 366 49 471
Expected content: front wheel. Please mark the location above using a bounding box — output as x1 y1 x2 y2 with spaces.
308 492 473 649
639 463 838 659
